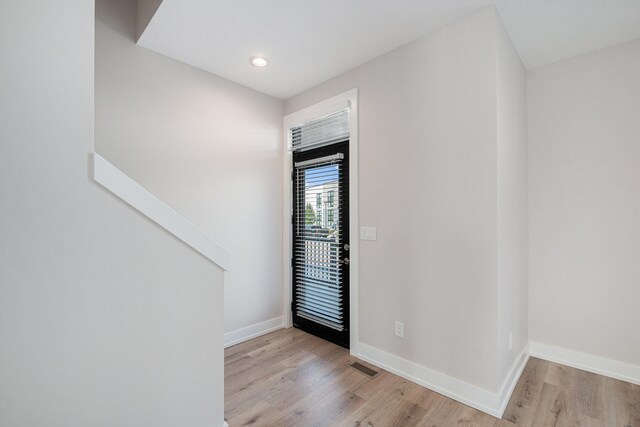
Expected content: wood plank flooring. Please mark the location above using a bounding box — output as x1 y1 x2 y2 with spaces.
225 328 640 426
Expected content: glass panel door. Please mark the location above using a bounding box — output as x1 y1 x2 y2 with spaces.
292 141 349 348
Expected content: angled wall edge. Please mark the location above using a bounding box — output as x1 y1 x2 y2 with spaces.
92 152 229 271
136 0 163 42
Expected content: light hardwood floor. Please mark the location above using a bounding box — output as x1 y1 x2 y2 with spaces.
225 328 640 426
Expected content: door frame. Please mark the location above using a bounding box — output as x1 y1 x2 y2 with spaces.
282 88 359 355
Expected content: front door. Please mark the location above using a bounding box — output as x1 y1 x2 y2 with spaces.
292 141 350 348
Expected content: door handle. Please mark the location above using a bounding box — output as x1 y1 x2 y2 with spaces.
339 257 350 265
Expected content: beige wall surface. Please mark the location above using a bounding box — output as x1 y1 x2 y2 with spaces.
286 8 503 391
95 0 285 335
528 40 640 366
0 1 225 426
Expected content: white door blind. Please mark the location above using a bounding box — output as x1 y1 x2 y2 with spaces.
294 156 344 331
290 108 349 151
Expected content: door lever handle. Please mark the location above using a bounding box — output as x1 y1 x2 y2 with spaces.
339 257 350 265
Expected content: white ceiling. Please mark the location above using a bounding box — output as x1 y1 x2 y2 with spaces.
138 0 640 100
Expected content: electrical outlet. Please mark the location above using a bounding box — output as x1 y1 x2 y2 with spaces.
508 332 513 351
360 227 377 241
395 321 404 338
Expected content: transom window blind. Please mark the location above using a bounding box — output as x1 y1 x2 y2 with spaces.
290 107 350 152
294 155 344 331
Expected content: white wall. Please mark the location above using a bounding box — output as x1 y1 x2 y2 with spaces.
528 40 640 367
495 17 529 385
95 0 284 337
136 0 162 40
287 8 506 392
0 1 225 426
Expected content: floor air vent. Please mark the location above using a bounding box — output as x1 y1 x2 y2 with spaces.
351 362 378 377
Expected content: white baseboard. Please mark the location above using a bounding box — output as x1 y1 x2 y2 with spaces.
222 324 640 417
497 344 529 416
224 316 285 348
529 341 640 386
350 341 639 418
355 343 526 418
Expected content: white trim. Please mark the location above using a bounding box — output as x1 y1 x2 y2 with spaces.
222 421 229 427
224 316 285 348
355 343 502 417
497 344 530 416
529 341 640 386
282 88 360 353
353 342 529 418
92 153 229 271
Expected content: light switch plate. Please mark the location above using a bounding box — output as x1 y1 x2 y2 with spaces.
360 227 377 241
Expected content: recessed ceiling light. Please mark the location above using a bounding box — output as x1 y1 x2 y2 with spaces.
249 56 269 67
